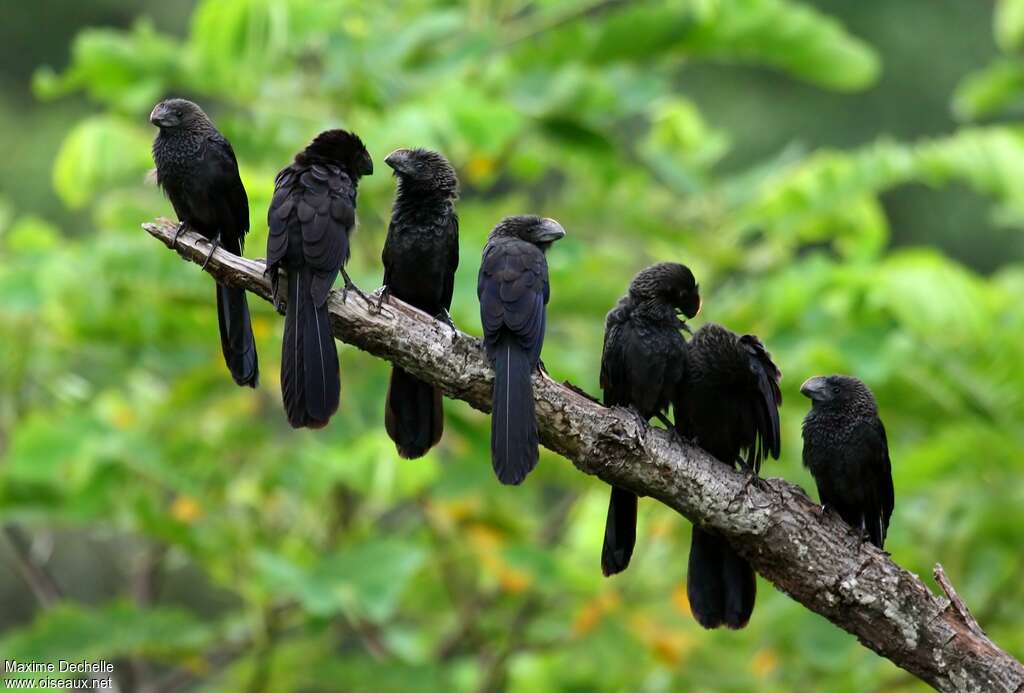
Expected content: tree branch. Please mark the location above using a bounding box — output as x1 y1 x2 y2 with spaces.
144 218 1024 692
2 525 63 607
933 563 986 639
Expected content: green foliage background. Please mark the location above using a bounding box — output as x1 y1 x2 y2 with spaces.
1 1 1023 690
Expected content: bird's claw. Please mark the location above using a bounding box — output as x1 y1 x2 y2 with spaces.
742 470 764 493
729 469 767 509
653 412 684 446
171 221 188 250
200 235 221 271
624 406 649 433
435 308 457 332
340 269 371 307
270 278 287 316
371 285 390 314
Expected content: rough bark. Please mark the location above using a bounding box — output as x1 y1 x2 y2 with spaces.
144 218 1024 692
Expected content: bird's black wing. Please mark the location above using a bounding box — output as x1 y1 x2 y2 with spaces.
478 239 548 363
855 417 895 546
739 334 783 473
440 213 460 310
877 420 895 536
380 211 401 289
266 162 356 303
599 309 628 407
602 317 680 416
267 166 296 269
204 133 250 252
298 164 355 304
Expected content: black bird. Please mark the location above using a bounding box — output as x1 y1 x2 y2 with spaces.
150 98 259 387
379 148 459 459
800 375 894 549
599 263 701 577
266 130 373 428
675 323 782 629
477 215 566 485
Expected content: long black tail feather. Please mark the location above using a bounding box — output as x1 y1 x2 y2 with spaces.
216 283 259 387
280 267 339 428
687 525 756 630
601 486 638 576
385 366 443 459
490 333 538 485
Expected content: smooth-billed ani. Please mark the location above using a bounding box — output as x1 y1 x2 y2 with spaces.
477 215 566 485
379 148 459 459
266 130 373 428
599 263 700 577
150 98 259 387
675 323 782 629
800 375 894 548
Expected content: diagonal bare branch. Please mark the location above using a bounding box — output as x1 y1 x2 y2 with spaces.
144 218 1024 693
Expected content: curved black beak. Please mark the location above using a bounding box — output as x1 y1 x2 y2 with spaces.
800 376 828 401
384 148 412 176
532 217 566 244
149 103 174 128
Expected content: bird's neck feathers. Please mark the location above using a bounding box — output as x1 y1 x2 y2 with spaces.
393 180 455 216
629 297 677 325
152 129 206 178
809 395 876 422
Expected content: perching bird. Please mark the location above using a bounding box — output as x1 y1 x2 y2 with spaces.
379 148 459 459
675 323 782 629
599 263 701 577
266 130 373 428
477 215 566 485
800 375 894 549
150 98 259 387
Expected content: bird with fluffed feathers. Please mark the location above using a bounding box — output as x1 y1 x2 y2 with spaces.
266 129 373 429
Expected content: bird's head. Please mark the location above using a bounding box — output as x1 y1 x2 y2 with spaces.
629 262 701 321
488 215 566 250
800 375 876 411
149 99 210 131
298 129 373 178
385 148 458 196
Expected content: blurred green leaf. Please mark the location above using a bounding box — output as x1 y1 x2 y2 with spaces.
0 602 215 665
952 59 1024 121
33 21 181 113
256 539 425 620
51 116 152 209
996 0 1024 53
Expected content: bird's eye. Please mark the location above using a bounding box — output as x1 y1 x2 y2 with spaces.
175 110 183 117
831 386 840 394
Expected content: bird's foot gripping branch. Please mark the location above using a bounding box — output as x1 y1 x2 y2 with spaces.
143 218 1024 693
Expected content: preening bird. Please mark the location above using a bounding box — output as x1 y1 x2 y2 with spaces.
379 148 459 459
599 263 700 577
266 130 373 428
477 215 566 485
675 323 782 629
150 98 259 387
800 375 894 549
